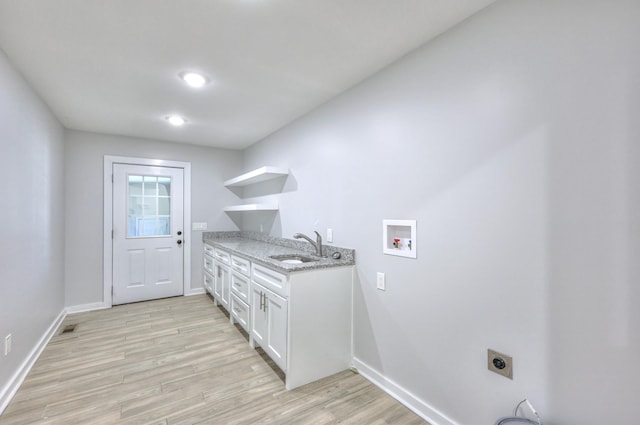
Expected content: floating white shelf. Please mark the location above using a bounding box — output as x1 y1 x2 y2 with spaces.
223 203 279 212
224 166 289 188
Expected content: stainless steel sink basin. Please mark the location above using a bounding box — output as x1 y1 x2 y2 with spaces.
269 254 318 264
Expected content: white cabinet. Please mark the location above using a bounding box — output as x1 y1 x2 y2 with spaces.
230 254 251 277
214 262 230 309
212 263 222 302
252 263 288 297
203 244 215 296
250 282 288 371
203 270 214 295
230 254 252 332
230 293 250 330
203 240 353 391
249 284 266 345
250 265 288 373
203 246 214 275
213 247 231 310
249 263 353 390
213 248 230 265
230 271 250 305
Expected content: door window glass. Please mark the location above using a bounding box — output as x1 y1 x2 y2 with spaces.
127 175 171 237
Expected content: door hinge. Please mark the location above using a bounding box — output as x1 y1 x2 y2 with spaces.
111 174 114 183
111 229 114 239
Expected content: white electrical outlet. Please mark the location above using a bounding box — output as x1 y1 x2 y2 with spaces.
376 272 386 290
327 228 333 243
4 334 11 355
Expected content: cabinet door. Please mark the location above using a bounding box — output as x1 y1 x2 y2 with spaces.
213 262 230 309
265 289 288 372
213 263 222 300
250 284 267 347
220 265 230 308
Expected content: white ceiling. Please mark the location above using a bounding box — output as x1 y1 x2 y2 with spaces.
0 0 496 150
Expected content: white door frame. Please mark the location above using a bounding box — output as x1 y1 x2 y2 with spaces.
104 155 192 308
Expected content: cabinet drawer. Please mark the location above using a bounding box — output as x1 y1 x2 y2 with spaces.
231 255 251 277
252 263 288 298
203 255 214 275
213 248 230 265
231 272 250 304
203 243 215 258
203 271 214 295
230 294 250 332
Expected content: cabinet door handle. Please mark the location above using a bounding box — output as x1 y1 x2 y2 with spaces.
259 292 264 310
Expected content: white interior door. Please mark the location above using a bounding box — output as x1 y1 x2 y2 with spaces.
112 163 184 305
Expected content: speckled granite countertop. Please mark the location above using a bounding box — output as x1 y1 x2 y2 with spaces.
202 231 355 274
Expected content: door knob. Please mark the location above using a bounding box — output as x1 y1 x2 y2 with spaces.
177 231 182 235
177 240 182 245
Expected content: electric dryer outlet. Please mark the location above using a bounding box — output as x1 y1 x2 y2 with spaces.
488 348 512 379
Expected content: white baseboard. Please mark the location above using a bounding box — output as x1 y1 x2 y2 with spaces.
0 308 67 415
65 302 110 314
352 357 460 425
185 288 205 296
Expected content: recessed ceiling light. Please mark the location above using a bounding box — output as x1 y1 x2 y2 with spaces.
166 115 186 126
180 72 208 88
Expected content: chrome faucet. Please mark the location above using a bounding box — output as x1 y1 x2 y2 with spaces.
293 231 323 257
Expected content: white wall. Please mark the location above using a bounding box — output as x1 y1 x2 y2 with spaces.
64 130 242 308
0 49 65 403
242 1 640 424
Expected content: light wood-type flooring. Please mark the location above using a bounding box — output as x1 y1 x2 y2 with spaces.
0 294 428 424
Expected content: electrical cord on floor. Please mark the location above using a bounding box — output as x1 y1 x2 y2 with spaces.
514 398 542 425
495 418 539 425
494 398 543 425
